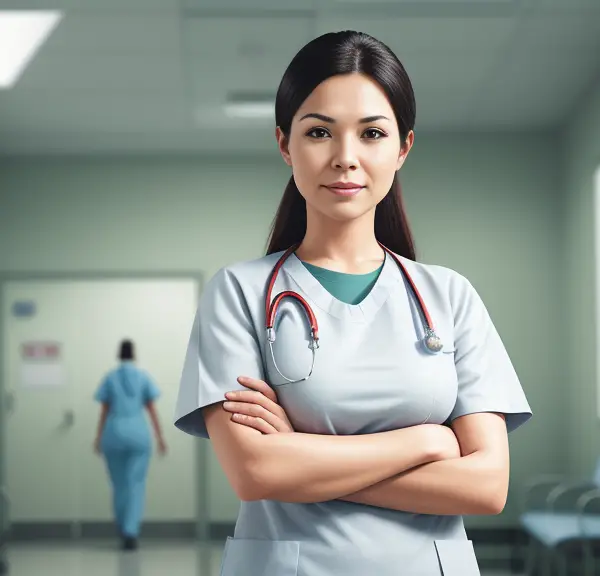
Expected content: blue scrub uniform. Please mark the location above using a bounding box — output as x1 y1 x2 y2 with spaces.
95 362 160 538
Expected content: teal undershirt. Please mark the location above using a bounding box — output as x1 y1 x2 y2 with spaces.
300 260 384 305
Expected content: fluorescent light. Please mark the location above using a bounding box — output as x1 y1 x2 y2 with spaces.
224 101 274 119
0 10 63 89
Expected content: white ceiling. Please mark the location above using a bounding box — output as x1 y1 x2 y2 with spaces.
0 0 598 155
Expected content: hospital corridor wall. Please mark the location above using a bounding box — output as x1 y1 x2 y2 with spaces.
564 73 600 479
0 135 566 542
0 277 202 538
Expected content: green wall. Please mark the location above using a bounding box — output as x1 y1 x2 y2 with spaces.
0 132 569 526
564 75 600 478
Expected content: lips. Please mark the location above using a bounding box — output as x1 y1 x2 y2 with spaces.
324 184 364 197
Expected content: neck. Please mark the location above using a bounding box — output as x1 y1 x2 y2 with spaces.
296 207 384 273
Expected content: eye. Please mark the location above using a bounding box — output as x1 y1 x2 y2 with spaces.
363 128 387 140
306 127 330 139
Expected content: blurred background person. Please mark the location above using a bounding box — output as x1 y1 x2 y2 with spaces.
93 339 167 551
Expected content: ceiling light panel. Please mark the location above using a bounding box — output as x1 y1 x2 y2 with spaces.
0 10 62 89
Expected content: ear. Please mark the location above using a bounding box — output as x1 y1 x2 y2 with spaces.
276 126 293 167
396 130 415 171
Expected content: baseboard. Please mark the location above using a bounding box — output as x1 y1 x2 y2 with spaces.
9 521 196 541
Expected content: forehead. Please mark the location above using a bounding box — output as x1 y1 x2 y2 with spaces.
295 73 394 120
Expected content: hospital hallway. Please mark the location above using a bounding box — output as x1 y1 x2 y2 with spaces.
3 540 522 576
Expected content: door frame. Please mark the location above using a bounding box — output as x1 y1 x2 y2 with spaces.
0 270 206 542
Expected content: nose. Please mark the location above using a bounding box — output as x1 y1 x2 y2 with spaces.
331 136 359 171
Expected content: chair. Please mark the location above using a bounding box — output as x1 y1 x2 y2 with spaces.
519 459 600 575
0 485 8 575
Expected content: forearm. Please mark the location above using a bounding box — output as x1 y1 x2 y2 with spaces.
150 412 164 439
146 404 164 440
339 450 507 515
249 426 437 503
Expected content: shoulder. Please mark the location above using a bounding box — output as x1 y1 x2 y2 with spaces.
204 252 285 299
102 367 118 382
395 255 482 323
396 255 473 297
213 252 283 282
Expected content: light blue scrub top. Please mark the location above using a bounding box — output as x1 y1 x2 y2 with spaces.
174 250 533 576
95 362 160 452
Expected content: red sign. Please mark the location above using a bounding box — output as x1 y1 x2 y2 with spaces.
21 342 61 360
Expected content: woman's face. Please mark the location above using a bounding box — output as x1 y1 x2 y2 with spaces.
276 72 413 223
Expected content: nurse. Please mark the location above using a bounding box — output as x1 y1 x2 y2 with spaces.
94 339 167 551
174 31 532 576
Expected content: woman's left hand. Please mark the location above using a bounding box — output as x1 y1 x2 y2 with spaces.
223 376 294 434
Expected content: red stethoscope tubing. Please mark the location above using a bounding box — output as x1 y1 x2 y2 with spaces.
265 243 438 342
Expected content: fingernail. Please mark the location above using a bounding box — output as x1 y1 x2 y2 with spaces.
223 402 232 409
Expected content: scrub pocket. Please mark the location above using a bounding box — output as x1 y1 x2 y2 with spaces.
219 537 300 576
434 540 480 576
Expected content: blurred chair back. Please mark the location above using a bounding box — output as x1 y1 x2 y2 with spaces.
593 457 600 486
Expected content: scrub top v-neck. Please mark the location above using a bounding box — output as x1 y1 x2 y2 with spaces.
174 249 532 576
284 251 402 323
299 259 384 305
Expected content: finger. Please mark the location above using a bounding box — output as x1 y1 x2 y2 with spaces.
226 390 283 417
224 393 289 429
237 376 278 403
223 401 288 433
231 413 278 434
226 390 276 407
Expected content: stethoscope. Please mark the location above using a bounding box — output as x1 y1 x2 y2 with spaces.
265 243 444 384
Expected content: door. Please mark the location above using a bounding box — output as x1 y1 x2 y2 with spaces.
4 283 79 530
2 278 200 534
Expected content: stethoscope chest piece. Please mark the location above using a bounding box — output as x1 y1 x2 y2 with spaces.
423 328 443 354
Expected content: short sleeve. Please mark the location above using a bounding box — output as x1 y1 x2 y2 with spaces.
143 374 161 403
174 267 265 439
449 274 532 433
94 375 112 404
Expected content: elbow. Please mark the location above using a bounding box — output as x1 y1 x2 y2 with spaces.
482 490 507 515
479 472 509 515
231 456 273 502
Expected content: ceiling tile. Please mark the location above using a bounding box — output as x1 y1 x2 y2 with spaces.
0 0 180 12
182 16 314 105
315 16 517 53
41 13 180 54
14 53 185 93
0 91 188 131
532 0 600 13
182 0 316 11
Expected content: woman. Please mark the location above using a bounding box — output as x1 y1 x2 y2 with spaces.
94 339 167 551
174 31 532 576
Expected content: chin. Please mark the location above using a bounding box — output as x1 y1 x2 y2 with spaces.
320 205 373 223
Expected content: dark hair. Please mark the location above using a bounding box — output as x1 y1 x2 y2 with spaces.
118 339 134 361
266 30 417 260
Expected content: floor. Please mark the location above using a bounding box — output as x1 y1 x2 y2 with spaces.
1 540 522 576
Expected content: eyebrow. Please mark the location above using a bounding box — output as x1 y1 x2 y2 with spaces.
299 113 390 124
